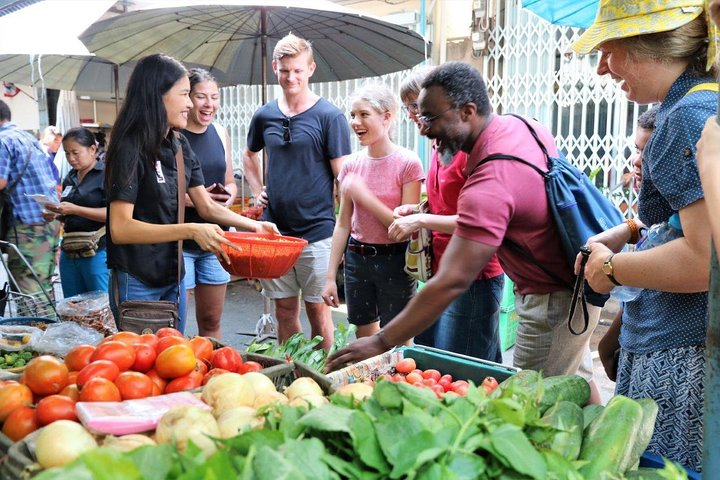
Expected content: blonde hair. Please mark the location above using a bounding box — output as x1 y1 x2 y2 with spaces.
350 83 398 140
619 16 715 76
273 33 313 62
399 66 436 103
41 125 61 145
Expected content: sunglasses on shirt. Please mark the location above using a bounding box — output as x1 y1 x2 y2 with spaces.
282 117 292 144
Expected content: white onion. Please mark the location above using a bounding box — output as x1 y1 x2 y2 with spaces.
35 420 98 468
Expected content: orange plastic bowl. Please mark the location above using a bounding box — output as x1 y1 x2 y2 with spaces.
220 232 308 279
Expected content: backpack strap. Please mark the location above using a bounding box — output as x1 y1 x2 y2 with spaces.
685 82 718 95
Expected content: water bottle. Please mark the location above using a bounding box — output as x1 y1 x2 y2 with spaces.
610 214 683 302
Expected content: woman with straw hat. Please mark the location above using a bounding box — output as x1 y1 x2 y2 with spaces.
572 0 717 471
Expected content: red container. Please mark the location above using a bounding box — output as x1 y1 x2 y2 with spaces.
220 232 308 279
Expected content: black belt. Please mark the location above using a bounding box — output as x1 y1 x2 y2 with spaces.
347 238 407 256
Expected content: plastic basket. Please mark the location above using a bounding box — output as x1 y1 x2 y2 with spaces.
499 275 519 351
401 346 518 384
221 232 308 279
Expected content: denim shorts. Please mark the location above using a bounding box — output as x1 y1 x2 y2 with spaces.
261 237 331 303
183 249 230 289
343 244 416 327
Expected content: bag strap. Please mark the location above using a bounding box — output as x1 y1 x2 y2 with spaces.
175 134 186 298
567 246 591 335
685 82 719 95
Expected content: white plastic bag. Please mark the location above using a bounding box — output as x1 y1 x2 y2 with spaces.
32 322 103 357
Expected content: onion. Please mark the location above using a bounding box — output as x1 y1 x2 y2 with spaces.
288 395 329 409
216 406 263 438
335 382 374 401
35 420 98 468
241 372 277 397
155 405 220 458
284 377 324 400
101 434 156 452
252 390 289 409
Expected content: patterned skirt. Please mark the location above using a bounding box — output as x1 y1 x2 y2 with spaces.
616 345 705 472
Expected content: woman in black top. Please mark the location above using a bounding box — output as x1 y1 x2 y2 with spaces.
45 127 108 297
105 54 277 332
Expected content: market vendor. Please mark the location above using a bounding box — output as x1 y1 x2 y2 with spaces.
327 61 603 405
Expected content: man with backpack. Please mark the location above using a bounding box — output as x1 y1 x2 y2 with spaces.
327 62 603 402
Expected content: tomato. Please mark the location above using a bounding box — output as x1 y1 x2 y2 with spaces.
405 372 423 385
35 394 77 426
189 336 214 362
451 380 469 397
439 374 453 384
438 378 453 393
59 384 80 402
24 355 69 396
421 378 437 387
395 358 416 374
210 346 242 372
376 373 393 383
0 383 33 421
202 368 230 386
91 341 136 371
390 374 405 383
242 361 263 373
430 384 445 399
1 406 38 441
64 345 96 371
67 371 79 385
164 370 203 394
146 369 167 392
156 327 183 338
79 377 122 402
136 333 159 350
111 331 141 346
115 371 153 400
421 369 441 382
195 359 209 375
155 344 196 379
76 360 121 387
156 335 191 355
482 376 499 395
151 382 163 396
131 343 157 373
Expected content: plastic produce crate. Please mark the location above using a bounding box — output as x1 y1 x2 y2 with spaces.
639 451 701 480
401 345 518 384
499 275 519 351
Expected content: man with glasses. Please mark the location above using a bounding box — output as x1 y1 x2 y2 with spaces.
328 62 602 404
243 33 351 350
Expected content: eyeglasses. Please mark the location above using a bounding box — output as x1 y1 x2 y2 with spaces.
282 117 292 144
401 102 419 115
418 107 455 129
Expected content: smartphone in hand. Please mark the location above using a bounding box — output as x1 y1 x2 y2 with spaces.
209 183 229 195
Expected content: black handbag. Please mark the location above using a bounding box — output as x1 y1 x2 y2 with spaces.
114 139 185 334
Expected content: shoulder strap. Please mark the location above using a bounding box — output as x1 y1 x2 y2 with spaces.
175 134 186 286
685 82 719 96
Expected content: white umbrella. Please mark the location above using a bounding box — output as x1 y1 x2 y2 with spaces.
79 0 428 97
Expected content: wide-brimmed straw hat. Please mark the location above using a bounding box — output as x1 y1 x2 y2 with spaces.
571 0 705 55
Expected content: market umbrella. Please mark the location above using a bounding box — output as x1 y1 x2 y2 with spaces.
79 0 429 102
521 0 597 28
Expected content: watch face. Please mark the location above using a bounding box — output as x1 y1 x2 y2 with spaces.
602 260 612 275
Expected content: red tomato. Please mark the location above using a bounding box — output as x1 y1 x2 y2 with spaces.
146 369 167 392
0 383 33 421
242 361 263 373
202 368 230 386
430 384 445 399
164 370 203 394
76 360 121 387
439 374 453 384
136 333 159 350
111 331 141 346
390 374 405 383
189 336 214 362
131 343 157 373
35 394 77 426
405 372 423 385
1 406 38 441
377 373 393 383
482 376 499 395
67 371 79 385
195 359 209 376
421 378 437 387
155 344 196 379
156 327 183 338
421 369 441 382
115 371 154 400
24 355 69 396
64 345 96 372
151 382 163 396
79 377 122 402
394 358 416 374
438 378 453 392
156 335 191 355
91 341 136 371
210 346 243 372
59 383 80 402
451 380 469 397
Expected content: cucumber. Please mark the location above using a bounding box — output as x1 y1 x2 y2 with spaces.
622 398 659 473
539 400 584 460
582 404 604 432
538 375 590 415
578 395 643 478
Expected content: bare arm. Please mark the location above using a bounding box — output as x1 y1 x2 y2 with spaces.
322 192 353 307
47 203 106 223
388 212 459 241
697 116 720 253
189 185 278 234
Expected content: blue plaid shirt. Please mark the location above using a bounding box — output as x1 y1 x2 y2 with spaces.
0 122 58 224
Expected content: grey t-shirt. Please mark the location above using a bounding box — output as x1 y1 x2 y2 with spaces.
247 98 351 242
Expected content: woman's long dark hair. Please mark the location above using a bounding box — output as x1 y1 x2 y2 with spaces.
105 53 187 188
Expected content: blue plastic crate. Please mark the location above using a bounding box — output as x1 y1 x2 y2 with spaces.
639 451 701 479
401 345 518 384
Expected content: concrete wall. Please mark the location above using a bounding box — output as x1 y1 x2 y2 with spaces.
1 84 40 133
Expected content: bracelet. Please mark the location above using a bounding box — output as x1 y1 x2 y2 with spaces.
375 329 394 351
625 219 640 244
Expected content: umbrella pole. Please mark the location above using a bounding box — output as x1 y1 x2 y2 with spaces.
113 63 120 115
261 9 268 184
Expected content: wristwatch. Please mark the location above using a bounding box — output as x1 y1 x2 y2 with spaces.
602 254 622 286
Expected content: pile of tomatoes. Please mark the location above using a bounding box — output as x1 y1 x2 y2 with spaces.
0 328 258 442
376 357 500 399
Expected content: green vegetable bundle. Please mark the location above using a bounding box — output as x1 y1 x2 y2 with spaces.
0 349 36 369
246 322 356 372
34 371 689 480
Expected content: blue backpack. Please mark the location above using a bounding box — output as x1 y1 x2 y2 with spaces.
472 115 624 329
